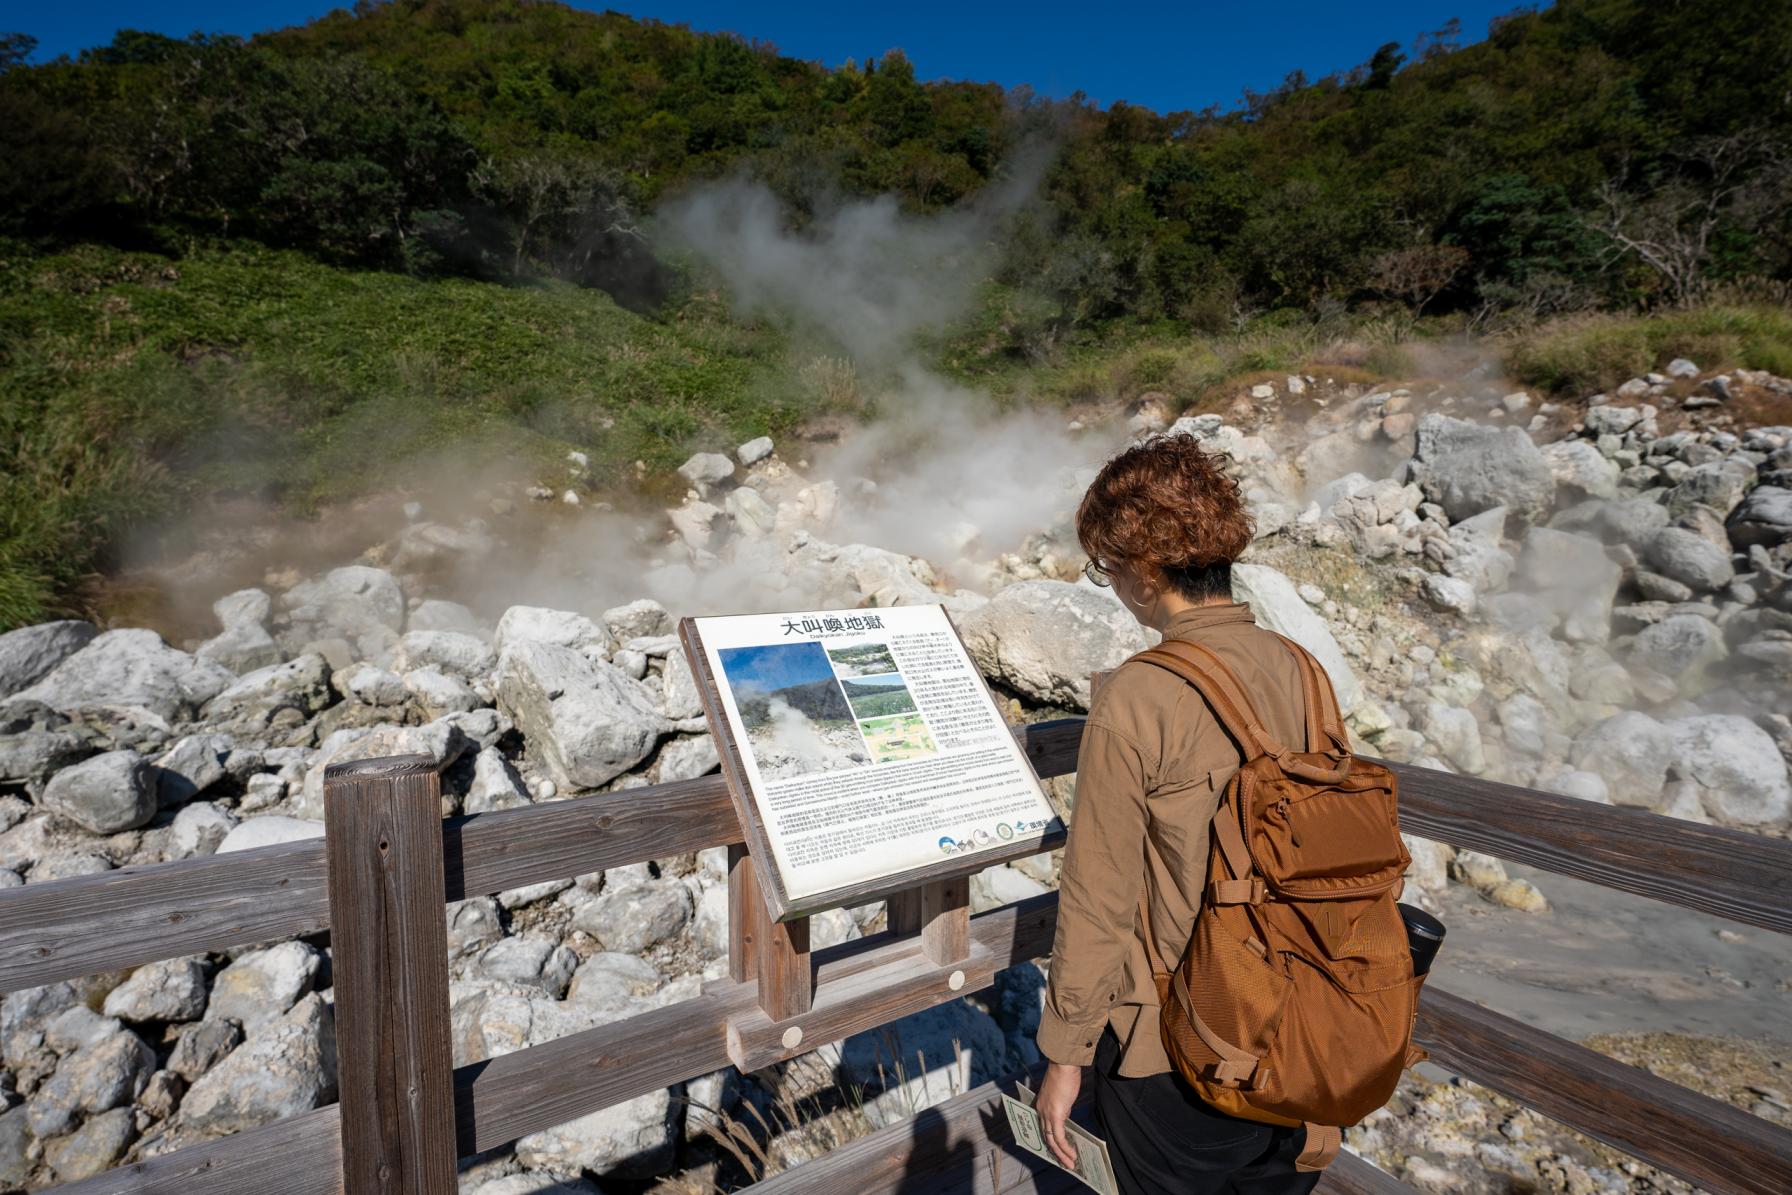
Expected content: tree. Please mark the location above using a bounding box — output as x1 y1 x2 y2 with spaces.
0 32 35 72
1369 243 1470 312
1593 131 1792 304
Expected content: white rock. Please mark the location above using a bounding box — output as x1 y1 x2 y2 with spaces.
178 993 336 1138
656 734 719 783
1421 573 1476 615
737 436 775 465
1230 565 1364 713
393 630 495 678
1570 711 1674 809
14 629 232 722
465 748 531 813
478 936 578 997
0 621 97 697
496 642 668 790
570 878 692 953
1666 715 1792 826
956 580 1153 711
494 606 615 662
216 815 324 853
602 599 672 642
103 957 208 1023
677 452 736 490
403 666 480 716
338 663 408 706
170 801 238 857
42 750 156 834
206 942 322 1034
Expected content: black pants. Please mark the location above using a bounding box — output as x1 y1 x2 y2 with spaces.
1091 1028 1324 1195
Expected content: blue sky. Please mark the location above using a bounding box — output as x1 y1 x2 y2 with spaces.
717 641 838 694
16 1 1541 114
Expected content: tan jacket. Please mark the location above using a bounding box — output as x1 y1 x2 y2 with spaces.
1037 601 1314 1077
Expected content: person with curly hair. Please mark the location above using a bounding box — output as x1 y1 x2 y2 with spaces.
1033 432 1324 1194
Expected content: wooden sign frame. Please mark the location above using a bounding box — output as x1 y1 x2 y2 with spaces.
678 611 1060 924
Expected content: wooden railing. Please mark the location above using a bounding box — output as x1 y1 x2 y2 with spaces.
2 717 1789 1194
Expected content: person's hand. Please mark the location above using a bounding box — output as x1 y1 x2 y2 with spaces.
1037 1060 1082 1169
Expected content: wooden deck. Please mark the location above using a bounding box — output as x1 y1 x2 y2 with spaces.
2 717 1788 1193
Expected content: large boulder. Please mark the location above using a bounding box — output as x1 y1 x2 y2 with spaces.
12 630 232 722
1230 565 1364 713
1553 498 1670 550
1541 440 1620 501
177 993 337 1139
1666 715 1792 827
1443 507 1515 594
1727 485 1792 549
1666 461 1754 520
496 642 668 790
296 718 472 816
41 750 156 834
1626 614 1727 688
393 630 496 679
0 621 97 698
1569 711 1674 809
1407 415 1556 524
956 580 1153 711
153 732 234 808
1641 527 1735 593
204 654 334 725
216 815 324 853
279 566 405 646
494 607 615 663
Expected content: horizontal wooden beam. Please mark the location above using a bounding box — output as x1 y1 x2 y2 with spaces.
1415 986 1792 1195
52 1105 342 1195
1387 759 1792 936
0 720 1082 995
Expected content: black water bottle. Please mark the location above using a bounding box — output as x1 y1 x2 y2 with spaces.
1397 903 1446 977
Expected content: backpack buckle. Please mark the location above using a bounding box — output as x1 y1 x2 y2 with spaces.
1208 877 1267 906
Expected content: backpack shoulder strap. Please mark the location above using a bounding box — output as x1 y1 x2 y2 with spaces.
1134 639 1287 761
1272 634 1349 754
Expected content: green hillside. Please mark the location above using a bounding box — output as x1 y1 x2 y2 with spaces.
1 0 1789 626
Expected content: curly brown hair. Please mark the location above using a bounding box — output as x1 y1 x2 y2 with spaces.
1076 432 1254 599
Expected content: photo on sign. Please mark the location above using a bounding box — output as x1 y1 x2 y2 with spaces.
859 711 937 763
715 642 870 780
839 672 918 719
824 640 900 677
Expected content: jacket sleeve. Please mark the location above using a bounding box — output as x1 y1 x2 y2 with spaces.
1036 715 1152 1066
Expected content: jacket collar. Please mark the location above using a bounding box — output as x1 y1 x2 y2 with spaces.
1160 601 1256 641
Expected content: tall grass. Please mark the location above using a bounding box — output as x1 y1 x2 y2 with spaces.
0 241 798 627
1503 305 1792 396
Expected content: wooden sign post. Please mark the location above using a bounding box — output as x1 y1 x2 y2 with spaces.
679 605 1061 1070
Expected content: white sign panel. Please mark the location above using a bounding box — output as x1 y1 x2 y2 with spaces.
685 604 1061 903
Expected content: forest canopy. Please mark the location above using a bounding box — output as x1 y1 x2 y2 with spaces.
3 0 1790 336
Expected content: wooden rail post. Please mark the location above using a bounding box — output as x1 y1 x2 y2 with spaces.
731 848 813 1021
886 877 971 966
324 755 458 1194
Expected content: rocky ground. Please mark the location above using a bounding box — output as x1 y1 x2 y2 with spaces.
0 357 1788 1191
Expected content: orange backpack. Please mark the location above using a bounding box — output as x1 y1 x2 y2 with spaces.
1133 635 1427 1172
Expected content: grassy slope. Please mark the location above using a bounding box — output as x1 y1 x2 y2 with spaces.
4 239 1789 632
0 241 810 627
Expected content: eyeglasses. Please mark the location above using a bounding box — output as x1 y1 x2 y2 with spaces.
1083 558 1111 587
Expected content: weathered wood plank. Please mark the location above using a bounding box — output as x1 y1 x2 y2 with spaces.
0 720 1081 996
1388 760 1792 935
51 1105 342 1195
324 756 458 1193
0 838 333 994
1415 985 1792 1195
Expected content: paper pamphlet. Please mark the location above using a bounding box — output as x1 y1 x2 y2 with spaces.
1001 1081 1119 1195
